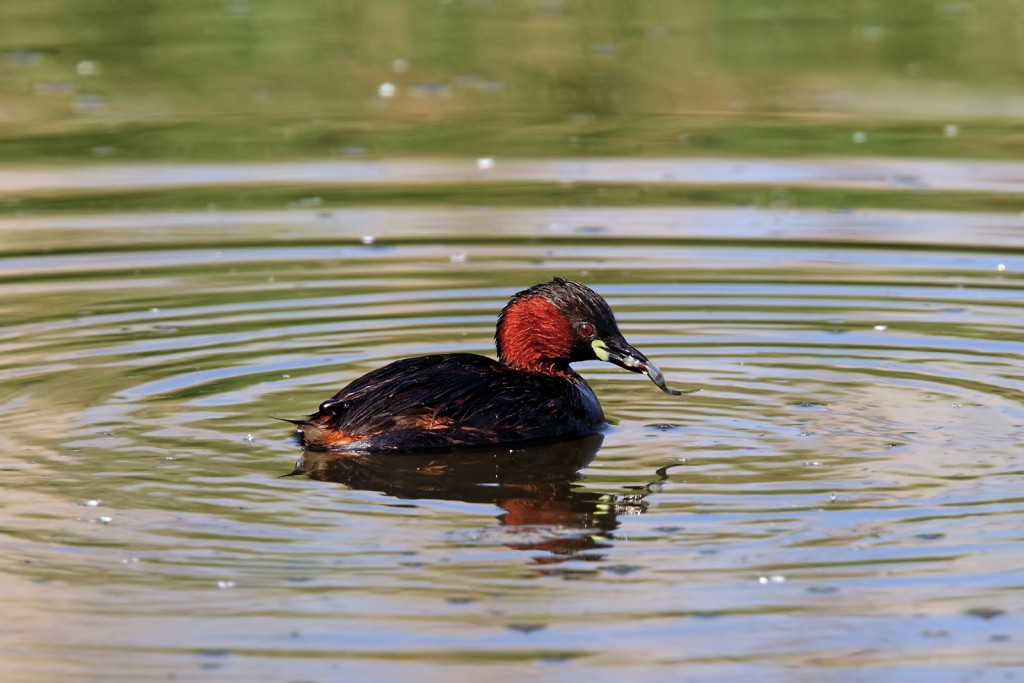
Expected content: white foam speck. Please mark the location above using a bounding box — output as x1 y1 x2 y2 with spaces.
76 60 100 76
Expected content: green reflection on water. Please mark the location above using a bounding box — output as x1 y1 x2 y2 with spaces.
1 0 1022 161
6 182 1023 216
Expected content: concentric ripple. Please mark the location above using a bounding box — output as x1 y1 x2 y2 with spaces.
2 202 1023 681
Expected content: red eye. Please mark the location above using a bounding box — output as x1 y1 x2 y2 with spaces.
576 322 596 339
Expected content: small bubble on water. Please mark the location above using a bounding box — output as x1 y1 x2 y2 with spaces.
76 60 100 76
852 131 868 144
282 374 291 378
873 324 888 331
149 307 161 313
450 253 467 263
804 461 822 466
476 156 495 170
943 124 959 138
81 499 102 507
97 516 113 524
758 575 786 584
997 263 1006 271
378 82 396 98
217 580 236 589
361 235 375 245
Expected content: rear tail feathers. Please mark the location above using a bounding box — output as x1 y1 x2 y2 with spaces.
274 415 361 450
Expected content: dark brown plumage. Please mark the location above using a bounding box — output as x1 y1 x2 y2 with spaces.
285 278 687 452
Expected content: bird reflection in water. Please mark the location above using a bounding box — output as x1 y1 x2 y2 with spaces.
287 434 647 564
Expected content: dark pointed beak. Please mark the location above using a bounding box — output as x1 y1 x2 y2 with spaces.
591 338 696 396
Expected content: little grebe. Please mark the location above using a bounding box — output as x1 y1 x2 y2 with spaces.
286 278 689 451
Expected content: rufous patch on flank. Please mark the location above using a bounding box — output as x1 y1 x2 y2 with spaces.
300 422 362 449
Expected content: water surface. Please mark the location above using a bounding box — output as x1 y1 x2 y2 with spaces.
3 180 1023 681
3 1 1024 680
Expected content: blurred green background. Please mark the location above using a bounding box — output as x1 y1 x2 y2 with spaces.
2 0 1023 162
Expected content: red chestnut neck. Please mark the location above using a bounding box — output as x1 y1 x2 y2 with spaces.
496 296 574 373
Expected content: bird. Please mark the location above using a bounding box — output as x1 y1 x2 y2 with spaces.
283 278 690 452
